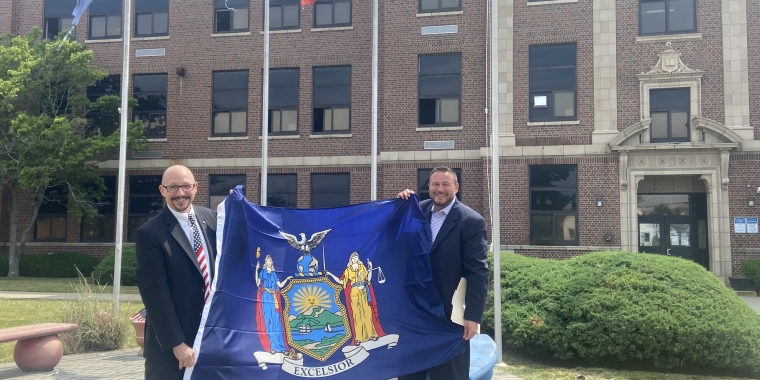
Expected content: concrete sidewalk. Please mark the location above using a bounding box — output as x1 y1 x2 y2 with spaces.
0 291 142 302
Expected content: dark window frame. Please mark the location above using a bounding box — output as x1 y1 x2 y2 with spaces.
418 53 462 127
529 43 577 122
34 185 69 242
266 0 300 30
212 70 249 137
87 75 121 137
209 174 246 210
311 173 350 208
529 165 578 246
639 0 697 36
44 15 74 40
133 73 168 139
128 175 163 241
135 11 169 37
89 11 122 39
649 88 691 143
417 168 463 202
80 176 116 242
313 0 352 28
215 6 250 33
312 66 351 134
268 68 300 135
418 0 461 13
267 173 298 208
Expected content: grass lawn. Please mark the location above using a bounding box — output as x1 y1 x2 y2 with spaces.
0 277 139 294
0 299 144 364
500 350 757 380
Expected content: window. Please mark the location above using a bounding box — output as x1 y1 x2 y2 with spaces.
417 168 462 202
89 0 122 39
135 0 169 37
311 173 349 208
269 68 299 134
209 175 246 210
133 74 168 139
213 71 249 136
529 44 577 122
313 66 350 133
128 176 163 240
81 177 116 242
314 0 351 27
530 165 578 246
268 174 297 208
650 88 690 143
44 0 75 40
35 185 68 242
640 0 696 35
419 0 460 13
419 54 461 127
215 0 250 33
87 75 120 137
269 0 300 30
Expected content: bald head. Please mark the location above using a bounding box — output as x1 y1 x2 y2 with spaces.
160 165 198 213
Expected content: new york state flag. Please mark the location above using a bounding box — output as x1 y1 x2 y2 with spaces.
185 187 466 379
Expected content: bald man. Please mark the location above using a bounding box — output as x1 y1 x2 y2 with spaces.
136 165 218 379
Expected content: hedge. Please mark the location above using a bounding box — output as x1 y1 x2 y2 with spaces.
92 246 137 286
482 251 760 373
742 259 760 291
0 252 97 277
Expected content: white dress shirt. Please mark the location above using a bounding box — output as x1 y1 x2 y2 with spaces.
430 197 456 243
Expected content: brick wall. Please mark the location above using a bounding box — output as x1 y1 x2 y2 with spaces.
512 0 594 144
0 0 13 35
728 155 760 275
616 0 725 130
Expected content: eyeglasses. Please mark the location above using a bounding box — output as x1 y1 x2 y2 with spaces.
430 182 455 189
161 183 196 193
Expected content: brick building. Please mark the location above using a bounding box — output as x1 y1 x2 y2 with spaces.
1 0 759 284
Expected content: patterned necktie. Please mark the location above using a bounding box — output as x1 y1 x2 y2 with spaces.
188 213 211 303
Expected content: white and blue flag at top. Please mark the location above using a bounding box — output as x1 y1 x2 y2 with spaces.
60 0 94 43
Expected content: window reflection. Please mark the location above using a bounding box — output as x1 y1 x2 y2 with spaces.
637 194 690 215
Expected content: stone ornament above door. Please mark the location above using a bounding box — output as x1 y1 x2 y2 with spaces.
639 43 702 76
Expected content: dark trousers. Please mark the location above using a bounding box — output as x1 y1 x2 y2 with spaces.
145 359 186 380
399 342 470 380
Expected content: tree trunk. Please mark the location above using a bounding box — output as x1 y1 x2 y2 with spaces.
7 184 20 277
18 188 42 259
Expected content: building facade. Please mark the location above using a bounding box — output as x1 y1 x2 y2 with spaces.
1 0 759 284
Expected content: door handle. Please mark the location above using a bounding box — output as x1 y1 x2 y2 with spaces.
666 249 671 256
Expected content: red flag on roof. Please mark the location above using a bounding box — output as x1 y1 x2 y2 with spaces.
301 0 316 6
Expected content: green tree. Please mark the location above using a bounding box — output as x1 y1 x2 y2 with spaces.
0 29 147 277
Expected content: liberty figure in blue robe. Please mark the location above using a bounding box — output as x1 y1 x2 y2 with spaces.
255 255 292 354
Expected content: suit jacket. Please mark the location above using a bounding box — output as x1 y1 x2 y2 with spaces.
136 206 217 369
420 198 489 324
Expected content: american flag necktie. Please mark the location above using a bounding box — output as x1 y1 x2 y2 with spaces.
188 213 211 303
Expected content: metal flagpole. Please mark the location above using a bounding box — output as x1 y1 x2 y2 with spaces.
261 0 270 206
370 0 378 200
490 0 503 361
113 0 133 315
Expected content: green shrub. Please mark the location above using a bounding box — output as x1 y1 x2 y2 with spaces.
92 246 137 286
742 259 760 290
0 252 97 277
483 251 760 373
60 269 130 353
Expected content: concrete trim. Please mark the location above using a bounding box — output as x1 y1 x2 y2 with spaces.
211 32 252 37
260 29 302 34
132 36 170 41
527 0 578 6
498 0 515 145
593 0 617 132
258 135 300 139
635 33 703 44
526 120 579 126
416 10 464 17
208 136 250 141
146 138 168 142
84 38 123 44
309 133 352 138
722 0 751 130
310 26 354 32
416 126 464 131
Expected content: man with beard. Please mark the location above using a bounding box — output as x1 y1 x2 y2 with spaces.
397 166 488 380
136 165 217 379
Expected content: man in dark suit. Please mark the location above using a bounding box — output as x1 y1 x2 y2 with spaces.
397 166 489 380
136 165 217 380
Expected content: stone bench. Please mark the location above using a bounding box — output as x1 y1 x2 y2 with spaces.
0 323 78 372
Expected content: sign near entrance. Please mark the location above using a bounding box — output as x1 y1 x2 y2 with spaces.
734 217 747 234
748 218 759 234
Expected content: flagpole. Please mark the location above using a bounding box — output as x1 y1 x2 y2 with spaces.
370 0 378 201
112 0 133 315
261 0 270 206
490 0 503 362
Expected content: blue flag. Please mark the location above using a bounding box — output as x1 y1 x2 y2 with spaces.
61 0 94 44
185 187 466 379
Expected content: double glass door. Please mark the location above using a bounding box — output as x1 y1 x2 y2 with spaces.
638 216 694 260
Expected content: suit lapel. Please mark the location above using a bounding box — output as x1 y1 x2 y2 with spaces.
165 208 202 275
430 200 460 252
